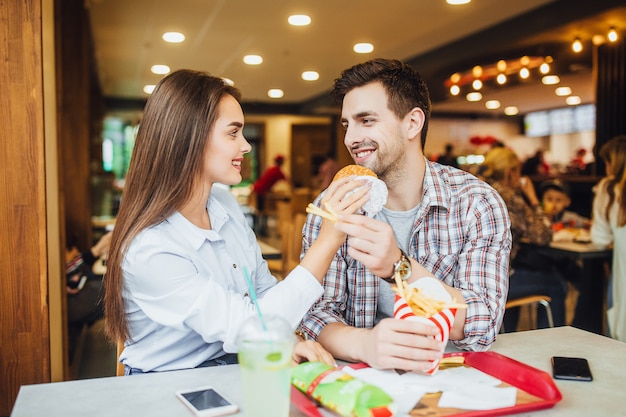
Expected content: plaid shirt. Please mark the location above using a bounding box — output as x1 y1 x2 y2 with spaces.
300 160 511 351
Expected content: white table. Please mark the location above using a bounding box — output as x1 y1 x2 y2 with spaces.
11 327 626 417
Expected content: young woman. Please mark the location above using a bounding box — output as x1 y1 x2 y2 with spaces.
480 147 567 331
591 135 626 342
104 69 370 374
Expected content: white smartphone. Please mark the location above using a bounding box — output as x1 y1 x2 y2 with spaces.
175 385 239 417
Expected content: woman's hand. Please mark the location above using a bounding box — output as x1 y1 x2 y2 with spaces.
316 176 371 245
292 340 336 367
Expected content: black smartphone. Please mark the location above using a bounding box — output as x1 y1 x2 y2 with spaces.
551 356 593 381
176 386 238 417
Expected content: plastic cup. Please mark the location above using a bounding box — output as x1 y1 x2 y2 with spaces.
393 277 457 375
237 315 294 417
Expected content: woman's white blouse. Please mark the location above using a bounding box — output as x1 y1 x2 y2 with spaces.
120 186 322 372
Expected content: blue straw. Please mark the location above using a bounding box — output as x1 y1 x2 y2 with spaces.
243 266 268 332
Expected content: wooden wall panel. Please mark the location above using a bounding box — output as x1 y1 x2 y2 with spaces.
0 0 51 414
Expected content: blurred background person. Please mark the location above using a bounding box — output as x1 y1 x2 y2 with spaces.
590 135 626 341
66 231 111 360
540 179 590 229
480 147 567 331
437 143 459 168
315 153 341 191
521 149 550 176
568 148 589 174
251 153 288 235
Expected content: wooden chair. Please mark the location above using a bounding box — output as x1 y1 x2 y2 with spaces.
282 213 308 277
116 340 125 376
501 295 554 333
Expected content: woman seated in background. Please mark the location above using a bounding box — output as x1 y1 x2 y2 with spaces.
591 135 626 342
480 147 567 331
104 70 371 374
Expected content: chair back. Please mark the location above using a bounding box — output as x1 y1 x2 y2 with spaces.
116 340 124 376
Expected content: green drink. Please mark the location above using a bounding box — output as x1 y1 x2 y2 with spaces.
237 315 294 417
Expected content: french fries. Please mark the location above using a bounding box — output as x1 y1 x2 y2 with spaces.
306 202 338 222
394 274 467 318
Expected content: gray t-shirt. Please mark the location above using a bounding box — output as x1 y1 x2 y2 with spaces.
375 205 419 323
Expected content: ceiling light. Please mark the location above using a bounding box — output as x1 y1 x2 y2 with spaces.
555 86 572 96
288 14 311 26
539 63 550 74
143 85 155 94
519 67 530 79
608 27 618 43
566 96 581 105
243 55 263 65
572 38 583 53
497 60 507 72
485 100 501 110
472 79 483 90
450 85 460 96
466 92 482 102
301 71 319 81
520 56 530 66
222 78 235 86
353 43 374 53
267 89 284 98
592 34 605 46
542 75 560 85
151 64 170 75
472 65 482 78
162 32 185 43
450 73 461 84
446 0 471 4
504 106 519 116
496 73 507 85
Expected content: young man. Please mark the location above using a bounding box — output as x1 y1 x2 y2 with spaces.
300 58 512 373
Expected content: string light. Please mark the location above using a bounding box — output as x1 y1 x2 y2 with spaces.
608 27 618 42
572 38 583 53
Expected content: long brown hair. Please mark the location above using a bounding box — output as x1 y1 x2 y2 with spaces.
104 70 241 343
598 135 626 226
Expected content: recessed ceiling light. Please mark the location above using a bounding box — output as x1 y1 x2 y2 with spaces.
151 64 170 75
504 106 519 116
162 32 185 43
566 96 582 105
555 86 571 96
450 85 460 95
496 73 507 84
472 79 483 90
301 71 319 81
542 75 560 85
485 100 501 110
143 85 155 94
519 67 530 79
353 43 374 54
466 92 482 102
268 89 284 98
288 14 311 26
446 0 471 4
243 55 263 65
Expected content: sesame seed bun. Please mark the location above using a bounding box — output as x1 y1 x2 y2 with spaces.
333 164 377 181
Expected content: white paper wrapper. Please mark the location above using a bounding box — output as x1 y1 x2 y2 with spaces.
353 175 388 216
393 277 457 375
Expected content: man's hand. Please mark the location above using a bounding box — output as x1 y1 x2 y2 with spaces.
334 214 399 278
359 318 444 372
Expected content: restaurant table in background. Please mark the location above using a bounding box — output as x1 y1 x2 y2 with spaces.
525 239 612 335
11 327 626 417
257 239 281 260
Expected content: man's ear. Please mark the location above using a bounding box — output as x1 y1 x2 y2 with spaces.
406 107 425 141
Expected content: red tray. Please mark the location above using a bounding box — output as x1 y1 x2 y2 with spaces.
291 351 562 417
